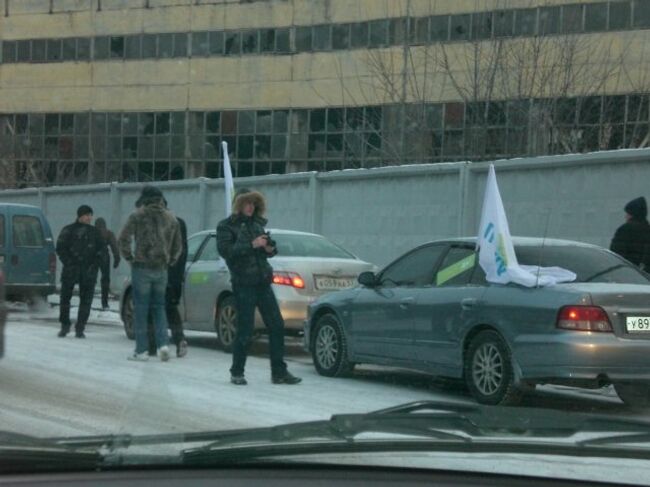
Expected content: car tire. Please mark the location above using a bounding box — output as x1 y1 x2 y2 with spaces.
465 330 521 406
215 296 237 353
614 382 650 408
122 289 135 340
312 313 354 377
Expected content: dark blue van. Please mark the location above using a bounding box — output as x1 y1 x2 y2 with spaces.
0 204 56 302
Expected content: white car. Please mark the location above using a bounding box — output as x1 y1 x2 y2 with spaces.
119 229 374 351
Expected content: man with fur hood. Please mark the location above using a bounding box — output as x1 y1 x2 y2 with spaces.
216 188 301 385
118 186 182 362
611 196 650 270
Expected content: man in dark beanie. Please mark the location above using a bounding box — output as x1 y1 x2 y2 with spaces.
55 204 104 338
611 196 650 270
118 186 182 362
216 187 301 385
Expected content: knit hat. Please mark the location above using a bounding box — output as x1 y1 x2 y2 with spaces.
77 204 93 218
624 197 647 220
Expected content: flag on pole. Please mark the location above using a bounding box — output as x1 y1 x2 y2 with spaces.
222 141 234 216
477 165 576 287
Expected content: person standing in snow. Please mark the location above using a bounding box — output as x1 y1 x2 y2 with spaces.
118 186 182 362
94 217 121 311
611 196 650 271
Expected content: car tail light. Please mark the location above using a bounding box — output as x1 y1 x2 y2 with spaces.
272 272 305 289
49 252 57 275
557 305 612 332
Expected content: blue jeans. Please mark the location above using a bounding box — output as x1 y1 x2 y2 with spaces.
132 266 169 354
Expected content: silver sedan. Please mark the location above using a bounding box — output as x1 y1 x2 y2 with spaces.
120 229 374 351
305 237 650 407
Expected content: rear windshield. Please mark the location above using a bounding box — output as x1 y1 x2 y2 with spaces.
515 245 650 284
12 215 45 247
274 234 356 259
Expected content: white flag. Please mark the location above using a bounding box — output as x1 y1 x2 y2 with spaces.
222 141 234 216
477 165 576 287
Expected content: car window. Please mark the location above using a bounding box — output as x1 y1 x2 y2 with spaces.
516 245 650 284
0 214 4 247
186 234 206 262
196 235 219 261
380 244 446 287
12 215 45 247
274 233 355 259
436 246 476 286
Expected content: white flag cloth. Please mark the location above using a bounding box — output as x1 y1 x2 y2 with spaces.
222 141 234 216
476 165 576 287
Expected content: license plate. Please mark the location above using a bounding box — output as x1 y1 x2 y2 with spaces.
626 316 650 333
314 276 356 291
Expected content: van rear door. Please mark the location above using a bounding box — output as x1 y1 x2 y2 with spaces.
7 209 52 287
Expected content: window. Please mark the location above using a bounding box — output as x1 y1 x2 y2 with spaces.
77 38 91 60
634 0 650 27
17 40 31 62
539 6 560 35
94 36 110 60
471 11 493 40
414 17 429 44
2 41 17 63
494 10 514 37
241 30 258 54
192 31 209 57
369 20 388 47
32 40 46 62
333 24 350 50
62 38 77 61
225 32 241 55
436 247 477 287
430 15 449 41
351 23 369 48
312 25 331 51
274 234 355 258
209 31 224 55
295 26 312 52
450 14 471 41
609 1 632 29
585 3 607 31
158 34 173 58
173 33 188 57
260 29 276 52
47 39 62 62
561 4 584 33
380 244 446 287
275 28 290 53
110 36 124 59
12 215 45 247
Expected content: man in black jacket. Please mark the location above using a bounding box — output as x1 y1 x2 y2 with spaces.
56 205 104 338
216 188 301 386
611 196 650 271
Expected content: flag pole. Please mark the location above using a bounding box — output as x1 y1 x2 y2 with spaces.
222 141 234 217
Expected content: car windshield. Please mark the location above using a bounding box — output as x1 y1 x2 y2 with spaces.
4 1 650 486
516 245 650 284
274 233 356 259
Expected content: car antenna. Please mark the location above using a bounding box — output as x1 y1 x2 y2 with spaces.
535 209 552 288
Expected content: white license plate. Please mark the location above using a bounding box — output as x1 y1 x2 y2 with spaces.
315 276 356 291
626 316 650 333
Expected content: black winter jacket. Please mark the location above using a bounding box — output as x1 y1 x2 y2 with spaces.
56 221 104 270
216 214 274 286
610 218 650 269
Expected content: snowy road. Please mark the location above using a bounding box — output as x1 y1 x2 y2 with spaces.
0 300 636 440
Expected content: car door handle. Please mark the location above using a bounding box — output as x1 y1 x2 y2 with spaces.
461 298 478 310
400 297 415 309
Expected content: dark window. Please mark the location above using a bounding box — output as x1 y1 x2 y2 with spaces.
171 135 185 158
32 39 46 62
332 24 350 50
221 111 237 134
312 25 331 51
430 15 449 41
561 4 584 33
445 102 465 128
209 31 224 55
514 8 537 36
74 137 89 159
556 98 578 125
2 41 17 63
603 95 627 123
158 34 173 58
62 38 77 61
192 31 209 56
225 31 241 55
634 0 650 27
255 135 271 158
238 111 255 134
155 113 170 134
369 20 389 47
154 135 170 159
351 22 369 48
273 110 289 133
327 108 344 131
124 35 141 59
450 14 471 40
295 26 312 52
74 113 89 135
494 10 514 37
436 246 477 287
579 96 602 124
238 135 254 159
389 17 409 45
310 109 326 133
12 216 45 247
256 111 272 133
260 29 275 52
585 3 607 31
471 11 493 40
206 111 220 133
308 133 325 157
29 114 45 135
77 38 90 60
275 28 290 53
414 17 429 44
45 114 59 135
539 6 560 35
94 36 110 60
380 244 446 287
47 39 62 62
61 114 74 134
241 30 258 54
110 36 124 59
271 135 287 158
609 1 632 29
173 33 188 57
17 40 31 62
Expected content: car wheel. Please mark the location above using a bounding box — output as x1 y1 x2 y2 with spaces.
312 313 354 377
614 382 650 408
465 330 521 406
122 289 135 340
215 296 236 353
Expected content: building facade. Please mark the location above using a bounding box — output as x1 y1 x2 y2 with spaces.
0 0 649 188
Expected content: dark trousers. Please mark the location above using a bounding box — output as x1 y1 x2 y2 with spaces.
59 265 98 332
230 283 287 377
98 255 110 308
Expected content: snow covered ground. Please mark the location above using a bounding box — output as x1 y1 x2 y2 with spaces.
0 295 634 442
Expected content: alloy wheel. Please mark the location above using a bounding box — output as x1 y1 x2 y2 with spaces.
472 343 503 396
315 324 338 369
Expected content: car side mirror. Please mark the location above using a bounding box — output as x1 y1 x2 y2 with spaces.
358 271 377 287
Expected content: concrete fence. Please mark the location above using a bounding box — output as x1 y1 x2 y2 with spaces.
0 148 649 289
